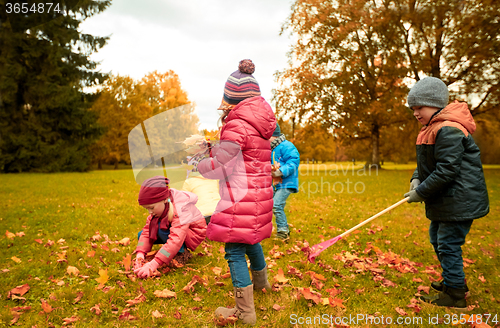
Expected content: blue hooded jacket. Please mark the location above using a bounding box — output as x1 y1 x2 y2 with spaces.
272 137 300 192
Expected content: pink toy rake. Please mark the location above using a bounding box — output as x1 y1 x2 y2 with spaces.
308 197 409 263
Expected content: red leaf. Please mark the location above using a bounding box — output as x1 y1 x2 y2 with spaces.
395 307 408 316
90 304 101 315
8 284 30 298
329 297 346 309
173 310 182 319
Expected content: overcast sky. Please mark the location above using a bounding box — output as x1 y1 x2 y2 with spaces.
80 0 294 130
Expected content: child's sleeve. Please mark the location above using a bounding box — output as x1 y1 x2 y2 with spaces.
278 143 300 178
135 216 154 255
411 168 419 181
198 122 245 180
154 216 189 265
415 127 465 199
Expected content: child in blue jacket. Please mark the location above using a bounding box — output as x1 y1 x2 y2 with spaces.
271 123 300 240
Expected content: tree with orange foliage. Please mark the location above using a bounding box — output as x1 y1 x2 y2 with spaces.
90 71 195 169
274 0 500 166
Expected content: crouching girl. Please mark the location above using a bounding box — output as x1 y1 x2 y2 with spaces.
133 176 207 278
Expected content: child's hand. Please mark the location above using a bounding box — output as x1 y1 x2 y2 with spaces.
404 190 425 203
133 253 146 271
409 179 421 191
134 259 160 278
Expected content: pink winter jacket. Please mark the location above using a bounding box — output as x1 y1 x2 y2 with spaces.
135 189 207 264
198 96 276 244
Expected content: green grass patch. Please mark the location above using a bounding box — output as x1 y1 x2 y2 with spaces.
1 166 499 327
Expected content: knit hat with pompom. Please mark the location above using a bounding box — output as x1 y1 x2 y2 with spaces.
218 59 261 110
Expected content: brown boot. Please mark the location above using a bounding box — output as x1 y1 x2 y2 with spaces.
251 266 271 291
215 285 256 325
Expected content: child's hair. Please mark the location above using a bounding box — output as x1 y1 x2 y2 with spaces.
166 198 174 222
218 110 230 127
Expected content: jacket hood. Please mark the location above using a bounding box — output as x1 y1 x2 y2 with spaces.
226 96 275 139
430 101 476 134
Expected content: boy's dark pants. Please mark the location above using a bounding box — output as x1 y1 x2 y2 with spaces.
429 220 473 289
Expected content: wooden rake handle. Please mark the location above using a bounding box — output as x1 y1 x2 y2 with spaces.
339 197 409 238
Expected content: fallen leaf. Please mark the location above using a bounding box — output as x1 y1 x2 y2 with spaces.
272 304 282 311
73 291 84 304
16 231 25 237
182 275 209 293
152 310 165 318
95 269 109 284
5 230 15 239
329 297 346 309
57 238 65 244
212 267 222 275
154 288 177 299
299 288 321 304
101 245 109 251
118 237 130 246
41 299 53 313
87 250 95 258
11 256 22 263
62 315 79 325
67 266 79 276
118 309 137 321
123 254 132 272
215 314 238 326
126 293 146 307
90 304 101 315
173 310 182 319
274 268 289 284
34 239 43 244
10 311 20 325
8 284 30 298
417 285 430 295
395 307 408 316
478 275 486 283
287 265 304 279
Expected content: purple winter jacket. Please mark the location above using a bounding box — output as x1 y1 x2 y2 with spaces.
198 96 276 244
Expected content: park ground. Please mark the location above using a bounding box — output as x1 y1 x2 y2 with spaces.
1 163 499 327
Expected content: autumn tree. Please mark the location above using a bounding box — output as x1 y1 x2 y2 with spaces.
293 122 339 163
274 0 500 166
0 0 111 172
90 71 196 169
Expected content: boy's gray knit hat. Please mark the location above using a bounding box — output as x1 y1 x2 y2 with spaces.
407 77 449 109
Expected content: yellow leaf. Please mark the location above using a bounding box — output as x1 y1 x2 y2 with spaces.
41 299 53 313
123 254 132 271
154 288 177 299
11 256 21 263
95 269 109 284
152 310 164 318
211 267 222 275
274 268 289 283
67 266 80 276
118 237 130 246
5 230 15 239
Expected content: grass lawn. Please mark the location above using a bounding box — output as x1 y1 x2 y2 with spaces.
1 165 499 327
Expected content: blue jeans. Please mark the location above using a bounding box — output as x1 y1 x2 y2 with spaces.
225 243 267 288
273 188 293 233
138 228 185 253
429 220 473 288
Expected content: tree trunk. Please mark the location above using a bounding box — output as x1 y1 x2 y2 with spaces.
114 160 119 170
371 123 380 168
98 160 102 170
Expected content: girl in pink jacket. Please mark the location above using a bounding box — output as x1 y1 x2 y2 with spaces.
133 176 207 278
198 59 276 325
